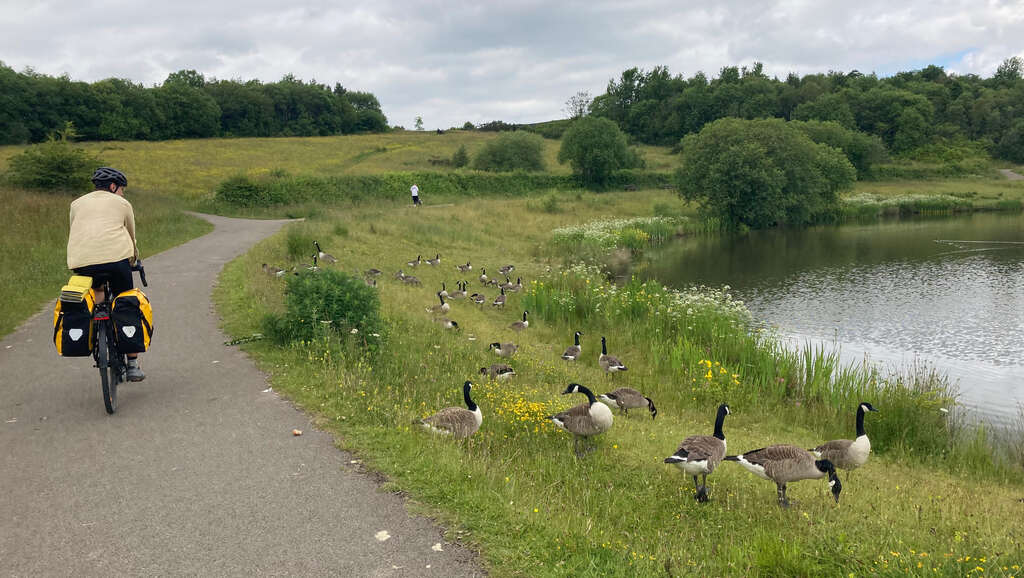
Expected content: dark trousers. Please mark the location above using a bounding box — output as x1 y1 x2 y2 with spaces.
73 258 134 298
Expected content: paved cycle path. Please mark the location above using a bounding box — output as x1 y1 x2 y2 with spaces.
0 213 482 577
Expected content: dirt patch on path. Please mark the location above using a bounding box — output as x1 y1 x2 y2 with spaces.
998 168 1024 180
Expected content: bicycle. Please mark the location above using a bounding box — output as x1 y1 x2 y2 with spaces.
91 261 148 414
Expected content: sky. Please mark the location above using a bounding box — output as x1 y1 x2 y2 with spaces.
2 0 1023 130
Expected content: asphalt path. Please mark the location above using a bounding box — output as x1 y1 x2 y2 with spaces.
0 213 482 577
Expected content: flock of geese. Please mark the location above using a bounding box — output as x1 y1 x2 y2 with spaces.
266 242 880 507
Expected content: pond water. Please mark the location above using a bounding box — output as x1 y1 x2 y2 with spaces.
640 212 1024 424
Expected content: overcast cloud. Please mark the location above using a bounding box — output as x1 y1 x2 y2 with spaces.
2 0 1022 130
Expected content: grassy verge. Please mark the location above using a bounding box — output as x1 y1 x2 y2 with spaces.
0 186 212 337
214 189 1024 576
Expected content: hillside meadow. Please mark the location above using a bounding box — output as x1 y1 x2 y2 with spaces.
3 132 1024 575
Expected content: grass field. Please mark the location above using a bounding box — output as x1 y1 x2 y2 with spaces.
4 133 1024 575
212 189 1024 576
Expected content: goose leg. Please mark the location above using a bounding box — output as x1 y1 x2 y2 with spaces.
696 473 709 502
692 476 706 502
777 483 790 508
573 436 584 458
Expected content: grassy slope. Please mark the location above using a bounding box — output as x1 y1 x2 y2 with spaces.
214 191 1024 577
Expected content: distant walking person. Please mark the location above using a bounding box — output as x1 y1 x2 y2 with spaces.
411 183 421 206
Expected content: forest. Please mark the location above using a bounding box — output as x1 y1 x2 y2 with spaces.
0 65 388 144
588 58 1024 162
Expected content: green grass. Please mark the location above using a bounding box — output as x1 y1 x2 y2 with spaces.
214 190 1024 577
0 185 211 336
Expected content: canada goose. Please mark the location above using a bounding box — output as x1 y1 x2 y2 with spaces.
426 292 450 314
599 336 628 374
426 253 441 266
262 263 286 277
406 255 422 267
492 287 506 308
510 277 523 292
809 402 879 470
448 281 467 300
365 268 383 277
664 403 730 502
415 380 481 438
499 277 514 291
548 383 614 457
470 292 486 305
313 241 337 264
509 310 529 331
439 282 449 298
402 274 422 286
499 264 515 276
561 331 582 361
456 262 472 272
479 269 489 286
394 269 406 280
598 387 657 419
725 445 842 507
489 342 517 357
436 318 459 330
479 363 516 380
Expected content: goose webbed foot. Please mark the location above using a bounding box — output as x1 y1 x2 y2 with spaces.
695 486 710 503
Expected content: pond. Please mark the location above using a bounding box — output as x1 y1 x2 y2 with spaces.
640 212 1024 424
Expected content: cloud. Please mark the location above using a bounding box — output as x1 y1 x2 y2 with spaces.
1 0 1022 129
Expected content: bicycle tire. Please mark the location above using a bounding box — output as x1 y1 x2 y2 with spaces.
97 323 117 414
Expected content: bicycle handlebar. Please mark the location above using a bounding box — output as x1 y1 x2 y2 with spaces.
132 261 148 287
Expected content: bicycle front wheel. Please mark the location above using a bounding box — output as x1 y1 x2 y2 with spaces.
97 323 118 414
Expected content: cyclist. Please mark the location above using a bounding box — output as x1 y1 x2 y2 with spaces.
67 167 145 382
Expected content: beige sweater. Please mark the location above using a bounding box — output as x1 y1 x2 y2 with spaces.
67 190 138 269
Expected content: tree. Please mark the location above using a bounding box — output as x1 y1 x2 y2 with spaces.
451 144 469 168
563 90 592 119
997 118 1024 163
994 56 1023 86
557 116 631 189
791 120 889 178
675 118 856 228
414 116 424 131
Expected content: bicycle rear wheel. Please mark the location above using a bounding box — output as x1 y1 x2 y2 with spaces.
97 323 118 414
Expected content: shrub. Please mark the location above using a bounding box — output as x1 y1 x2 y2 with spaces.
5 140 99 192
471 132 546 172
451 145 469 168
214 174 285 206
558 117 632 189
285 225 318 260
263 269 383 347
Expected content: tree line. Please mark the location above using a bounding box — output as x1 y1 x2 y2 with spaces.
589 58 1024 162
0 64 388 144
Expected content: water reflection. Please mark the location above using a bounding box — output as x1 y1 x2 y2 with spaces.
642 213 1024 422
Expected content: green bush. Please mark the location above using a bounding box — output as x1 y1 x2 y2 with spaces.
214 174 285 206
451 145 469 168
263 269 383 347
285 225 318 260
470 132 546 172
5 140 99 192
